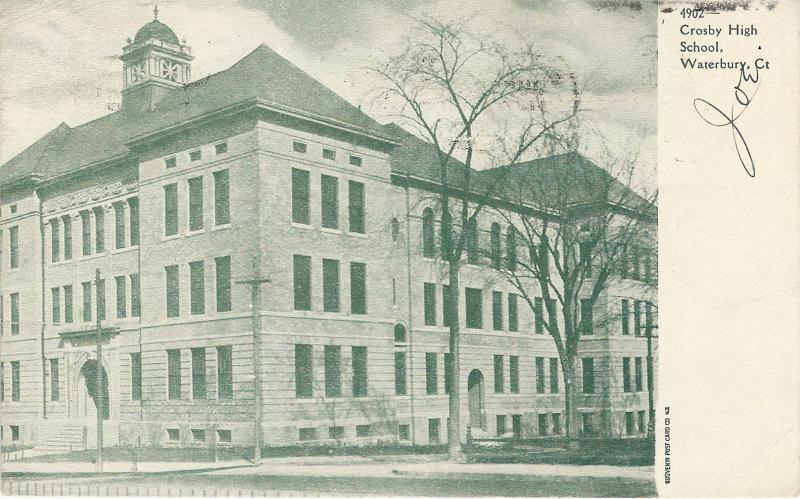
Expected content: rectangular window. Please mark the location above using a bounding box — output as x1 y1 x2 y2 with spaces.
293 141 307 153
322 258 340 312
548 358 559 393
217 345 233 399
509 355 519 393
582 357 595 394
394 351 407 395
352 346 368 397
9 226 19 268
217 429 232 443
215 142 228 154
213 170 230 226
645 301 654 335
128 197 139 246
164 183 178 236
496 415 507 436
428 418 440 444
115 276 127 318
329 426 345 440
535 357 545 394
192 429 206 442
80 211 91 255
167 349 181 400
291 169 310 225
442 284 454 328
638 410 646 434
299 428 316 441
189 149 201 161
356 424 371 437
582 413 594 435
444 352 453 395
534 297 543 334
167 429 180 441
295 344 313 398
63 285 73 323
82 282 92 322
324 345 341 397
11 361 20 401
552 413 562 435
321 175 339 229
538 413 548 436
508 293 519 332
96 279 106 321
349 155 363 167
130 274 141 317
131 352 142 401
492 291 503 331
512 414 522 439
635 357 644 392
494 355 504 393
93 206 105 252
634 300 642 336
623 357 632 392
51 218 60 262
425 352 437 394
621 299 630 335
114 202 125 249
62 215 72 260
322 148 336 160
398 424 410 441
423 282 436 326
50 359 59 401
165 265 180 318
547 299 558 334
188 176 204 231
348 180 365 233
191 347 207 399
625 411 635 436
51 287 61 324
293 255 312 311
165 156 177 168
189 260 205 315
350 262 367 315
215 256 232 312
465 288 483 329
11 292 20 335
580 299 593 335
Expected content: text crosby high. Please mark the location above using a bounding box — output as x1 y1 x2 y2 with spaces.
0 15 657 449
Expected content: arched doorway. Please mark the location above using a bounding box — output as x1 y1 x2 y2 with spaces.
468 369 486 430
76 360 109 420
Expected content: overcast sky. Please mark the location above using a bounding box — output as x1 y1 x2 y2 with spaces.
0 0 657 186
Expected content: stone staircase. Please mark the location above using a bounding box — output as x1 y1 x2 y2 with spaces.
35 424 87 453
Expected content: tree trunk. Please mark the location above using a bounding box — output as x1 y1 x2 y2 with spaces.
562 355 578 445
447 259 464 461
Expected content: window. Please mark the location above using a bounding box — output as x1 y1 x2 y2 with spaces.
634 300 642 336
131 352 142 401
167 349 181 400
394 323 406 343
293 255 312 311
638 410 646 434
322 258 340 312
298 427 317 441
80 211 91 255
645 301 655 335
582 413 594 435
167 428 180 441
352 346 368 397
538 413 548 436
164 183 178 236
547 299 558 333
444 352 453 395
96 279 106 321
11 361 20 401
466 219 479 264
116 276 127 318
192 347 206 399
329 426 345 439
425 353 438 394
494 355 504 393
492 291 503 331
93 206 105 252
350 262 367 314
512 414 522 439
496 415 507 436
189 149 201 161
428 418 440 443
114 202 125 249
293 141 307 153
423 282 436 326
127 197 139 246
217 429 232 443
356 424 371 437
509 356 519 393
217 345 233 399
394 351 407 395
580 299 593 335
188 176 204 231
165 265 180 318
398 424 410 441
508 294 519 332
82 282 92 322
215 256 232 312
51 218 60 262
50 358 59 401
324 345 341 397
552 413 562 435
582 357 595 394
391 218 400 241
295 344 313 398
442 284 455 328
10 425 20 441
213 170 230 226
9 226 19 268
625 411 635 436
215 142 228 154
322 148 336 161
321 175 339 229
348 181 365 233
422 208 435 257
550 358 559 393
189 260 205 315
534 297 544 334
10 204 17 214
465 288 483 329
635 357 644 392
490 223 501 269
11 292 20 335
51 287 61 324
165 156 177 168
291 169 310 225
62 215 72 260
621 299 630 335
130 274 141 317
535 357 545 394
192 429 206 442
349 155 362 167
63 285 73 323
506 225 516 270
623 357 632 392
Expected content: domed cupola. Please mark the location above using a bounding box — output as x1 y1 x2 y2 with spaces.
120 6 193 112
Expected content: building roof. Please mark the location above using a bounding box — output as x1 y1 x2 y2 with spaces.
133 19 180 45
1 44 392 185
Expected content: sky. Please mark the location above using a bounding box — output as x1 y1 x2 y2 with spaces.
0 0 657 188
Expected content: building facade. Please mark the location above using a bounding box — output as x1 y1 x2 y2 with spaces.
0 16 657 449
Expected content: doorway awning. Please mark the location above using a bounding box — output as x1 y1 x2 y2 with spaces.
58 326 121 347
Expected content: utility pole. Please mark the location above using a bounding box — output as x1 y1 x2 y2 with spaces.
95 268 104 472
235 256 270 466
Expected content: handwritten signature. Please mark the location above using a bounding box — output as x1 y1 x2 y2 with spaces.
693 60 765 177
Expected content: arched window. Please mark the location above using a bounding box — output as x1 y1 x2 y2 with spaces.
466 219 480 265
422 208 435 257
394 323 407 343
391 217 400 242
490 223 501 270
506 225 517 270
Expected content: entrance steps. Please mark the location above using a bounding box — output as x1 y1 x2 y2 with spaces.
35 423 87 452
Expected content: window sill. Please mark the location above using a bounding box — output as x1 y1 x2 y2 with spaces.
77 252 107 262
187 228 206 236
110 246 138 256
161 234 181 242
320 227 341 235
346 231 367 239
212 223 231 232
291 222 314 230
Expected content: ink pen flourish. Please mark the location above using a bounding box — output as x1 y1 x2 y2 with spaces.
693 63 761 177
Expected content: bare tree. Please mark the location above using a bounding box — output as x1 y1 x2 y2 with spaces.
371 16 580 459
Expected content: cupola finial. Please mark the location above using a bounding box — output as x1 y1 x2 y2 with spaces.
154 3 159 20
